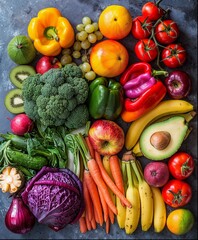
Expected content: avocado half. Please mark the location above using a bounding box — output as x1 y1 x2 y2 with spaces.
139 116 189 161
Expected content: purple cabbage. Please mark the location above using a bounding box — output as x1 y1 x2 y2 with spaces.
21 166 84 231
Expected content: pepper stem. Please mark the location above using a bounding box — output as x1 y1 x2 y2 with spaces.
152 69 169 77
44 26 59 41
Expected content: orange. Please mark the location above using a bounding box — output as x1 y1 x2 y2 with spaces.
98 5 132 40
167 209 194 235
90 39 129 78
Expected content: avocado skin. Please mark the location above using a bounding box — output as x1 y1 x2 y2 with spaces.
139 116 188 161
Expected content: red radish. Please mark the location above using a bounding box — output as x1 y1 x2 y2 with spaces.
9 114 34 136
143 162 169 187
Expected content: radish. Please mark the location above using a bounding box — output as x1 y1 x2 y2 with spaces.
9 114 34 136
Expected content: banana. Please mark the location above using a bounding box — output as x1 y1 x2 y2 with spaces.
131 160 153 232
124 163 140 234
116 196 126 229
151 186 166 233
125 100 194 150
131 111 196 156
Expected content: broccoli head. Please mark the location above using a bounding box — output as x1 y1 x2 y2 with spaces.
22 64 89 130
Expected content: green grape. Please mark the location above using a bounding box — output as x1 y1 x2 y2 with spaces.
81 40 91 50
77 31 88 41
76 23 85 32
62 48 72 55
92 22 99 31
95 31 103 41
73 41 82 51
61 55 72 65
81 54 89 63
85 71 96 81
82 16 92 25
81 62 91 73
72 50 81 59
88 33 97 44
85 24 95 33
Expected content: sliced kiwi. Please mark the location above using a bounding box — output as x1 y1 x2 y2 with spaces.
9 65 36 88
4 88 24 114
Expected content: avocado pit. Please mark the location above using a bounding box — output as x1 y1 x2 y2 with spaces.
150 131 171 150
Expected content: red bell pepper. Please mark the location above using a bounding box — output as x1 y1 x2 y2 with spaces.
121 81 167 122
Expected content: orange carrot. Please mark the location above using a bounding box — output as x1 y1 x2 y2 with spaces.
108 206 115 224
83 177 93 222
109 155 125 194
98 188 108 222
90 216 97 230
87 158 118 215
85 213 92 231
85 137 95 159
83 170 104 226
105 217 110 234
94 151 132 208
93 203 99 224
79 216 87 233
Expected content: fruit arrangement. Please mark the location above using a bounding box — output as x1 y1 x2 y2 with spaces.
0 0 197 239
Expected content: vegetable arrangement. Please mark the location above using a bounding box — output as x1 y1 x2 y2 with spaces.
0 0 197 238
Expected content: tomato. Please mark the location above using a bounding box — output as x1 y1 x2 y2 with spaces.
142 1 164 21
162 179 192 208
155 20 180 45
161 44 187 68
131 16 152 39
167 209 194 235
168 152 194 180
134 39 158 62
90 39 129 78
98 5 132 40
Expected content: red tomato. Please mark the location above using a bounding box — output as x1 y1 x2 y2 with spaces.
162 179 192 208
134 39 158 62
155 20 180 45
131 16 152 39
161 44 187 68
142 1 164 21
168 152 194 180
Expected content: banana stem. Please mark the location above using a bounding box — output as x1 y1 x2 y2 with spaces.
126 162 133 188
131 160 143 184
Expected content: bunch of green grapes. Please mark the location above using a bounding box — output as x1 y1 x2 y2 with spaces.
60 16 103 81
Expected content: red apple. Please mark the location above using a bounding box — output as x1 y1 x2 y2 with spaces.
88 120 124 156
36 56 62 74
144 162 169 187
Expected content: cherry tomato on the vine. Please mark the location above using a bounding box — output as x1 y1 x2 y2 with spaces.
142 1 164 21
168 152 194 180
155 19 180 45
131 16 153 39
162 179 192 208
161 44 187 68
134 38 158 62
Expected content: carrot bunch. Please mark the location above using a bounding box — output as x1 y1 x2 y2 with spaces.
71 133 131 234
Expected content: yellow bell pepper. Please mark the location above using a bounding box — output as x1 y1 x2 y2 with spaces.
28 8 75 56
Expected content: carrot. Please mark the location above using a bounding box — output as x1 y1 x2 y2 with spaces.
108 206 115 224
93 204 99 224
87 158 118 215
105 217 110 234
98 188 108 222
109 155 125 194
94 151 132 208
90 216 97 230
85 137 95 159
83 176 93 222
79 216 87 233
85 213 92 231
83 170 104 226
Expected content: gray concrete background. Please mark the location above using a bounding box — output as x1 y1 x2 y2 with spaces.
0 0 197 239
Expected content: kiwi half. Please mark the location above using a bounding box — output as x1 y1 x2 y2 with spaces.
4 88 24 114
9 65 36 89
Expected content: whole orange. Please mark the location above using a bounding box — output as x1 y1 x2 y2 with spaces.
90 39 129 78
98 5 132 40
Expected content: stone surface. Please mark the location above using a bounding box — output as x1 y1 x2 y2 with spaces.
0 0 197 239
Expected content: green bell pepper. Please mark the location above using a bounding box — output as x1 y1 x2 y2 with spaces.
88 77 123 120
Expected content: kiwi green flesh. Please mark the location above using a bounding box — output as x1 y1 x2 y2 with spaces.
9 65 36 89
4 88 24 114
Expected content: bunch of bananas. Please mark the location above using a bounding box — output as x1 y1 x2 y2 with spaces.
116 152 166 234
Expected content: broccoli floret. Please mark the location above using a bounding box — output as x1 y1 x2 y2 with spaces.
22 64 89 129
65 104 89 130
